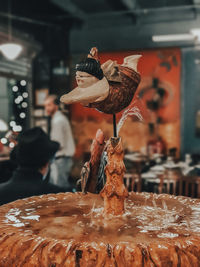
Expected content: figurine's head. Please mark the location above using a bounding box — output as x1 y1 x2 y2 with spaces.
75 58 104 88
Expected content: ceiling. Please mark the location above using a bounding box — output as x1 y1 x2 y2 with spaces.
0 0 199 31
1 0 200 54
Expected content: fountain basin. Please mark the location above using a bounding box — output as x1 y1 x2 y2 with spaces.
0 192 200 266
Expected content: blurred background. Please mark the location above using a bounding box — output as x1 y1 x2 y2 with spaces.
1 0 200 195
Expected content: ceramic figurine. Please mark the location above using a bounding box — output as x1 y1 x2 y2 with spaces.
60 47 141 114
80 129 105 193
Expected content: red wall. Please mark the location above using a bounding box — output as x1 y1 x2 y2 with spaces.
70 48 181 158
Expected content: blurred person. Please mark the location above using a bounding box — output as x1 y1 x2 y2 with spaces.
0 131 18 184
44 95 75 189
0 127 71 206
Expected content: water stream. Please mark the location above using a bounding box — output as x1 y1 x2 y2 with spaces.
117 100 144 135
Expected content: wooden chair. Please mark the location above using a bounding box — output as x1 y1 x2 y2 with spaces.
124 173 142 192
158 169 181 195
179 175 200 198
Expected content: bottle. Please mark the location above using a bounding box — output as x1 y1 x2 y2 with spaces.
155 136 166 156
185 154 192 166
147 123 157 159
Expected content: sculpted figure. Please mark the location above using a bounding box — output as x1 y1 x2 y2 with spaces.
60 47 141 114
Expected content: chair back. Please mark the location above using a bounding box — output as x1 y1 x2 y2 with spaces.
124 173 142 192
158 168 181 195
179 175 200 198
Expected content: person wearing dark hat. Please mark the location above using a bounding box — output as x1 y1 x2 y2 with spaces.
0 127 71 206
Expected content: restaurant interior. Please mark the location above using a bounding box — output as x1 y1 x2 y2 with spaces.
2 1 200 266
0 0 200 197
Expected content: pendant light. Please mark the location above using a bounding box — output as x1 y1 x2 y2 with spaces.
0 0 23 60
0 119 8 132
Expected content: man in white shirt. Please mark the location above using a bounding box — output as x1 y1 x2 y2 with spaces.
44 95 75 189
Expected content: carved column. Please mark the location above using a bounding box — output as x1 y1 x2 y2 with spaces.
100 137 128 215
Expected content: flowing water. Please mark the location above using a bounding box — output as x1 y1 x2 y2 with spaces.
1 193 200 245
117 99 144 135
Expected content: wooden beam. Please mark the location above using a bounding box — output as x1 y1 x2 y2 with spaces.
50 0 86 21
121 0 137 10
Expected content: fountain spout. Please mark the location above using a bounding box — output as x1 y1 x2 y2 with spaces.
100 137 128 215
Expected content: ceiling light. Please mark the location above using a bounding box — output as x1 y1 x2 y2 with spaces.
0 43 22 60
190 28 200 42
0 119 8 132
0 0 23 60
152 34 195 42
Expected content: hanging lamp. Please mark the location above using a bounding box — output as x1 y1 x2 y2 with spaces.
0 0 23 60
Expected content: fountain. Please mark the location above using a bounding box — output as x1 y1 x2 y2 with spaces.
0 48 200 266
